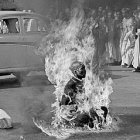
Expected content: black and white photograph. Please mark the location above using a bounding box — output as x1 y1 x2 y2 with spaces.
0 0 140 140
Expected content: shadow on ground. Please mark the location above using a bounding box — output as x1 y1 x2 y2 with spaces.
0 75 52 89
1 111 139 140
111 74 128 80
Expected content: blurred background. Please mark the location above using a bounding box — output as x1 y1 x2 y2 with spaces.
0 0 140 16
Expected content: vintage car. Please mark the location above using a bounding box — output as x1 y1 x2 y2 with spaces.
0 11 49 81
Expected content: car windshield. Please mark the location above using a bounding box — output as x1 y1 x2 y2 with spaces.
0 18 20 34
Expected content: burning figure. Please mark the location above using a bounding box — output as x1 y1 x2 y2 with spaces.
34 7 116 139
59 61 108 129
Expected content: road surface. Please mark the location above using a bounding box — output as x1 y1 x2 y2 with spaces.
0 66 140 140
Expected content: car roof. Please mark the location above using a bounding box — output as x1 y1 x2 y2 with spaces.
0 11 45 19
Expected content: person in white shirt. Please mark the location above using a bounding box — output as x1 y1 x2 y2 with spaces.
121 24 135 67
132 11 140 72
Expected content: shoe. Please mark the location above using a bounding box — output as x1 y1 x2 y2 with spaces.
121 65 126 68
127 65 133 68
121 63 127 68
132 69 138 72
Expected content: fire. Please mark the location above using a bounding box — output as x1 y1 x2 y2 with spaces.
34 7 117 139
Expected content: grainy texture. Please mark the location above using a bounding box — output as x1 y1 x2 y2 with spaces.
0 66 139 140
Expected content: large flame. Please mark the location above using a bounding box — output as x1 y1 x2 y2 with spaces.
35 7 116 139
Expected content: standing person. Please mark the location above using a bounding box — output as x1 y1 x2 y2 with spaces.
113 11 122 64
120 8 127 55
106 11 116 64
133 11 140 72
97 7 103 18
121 24 135 67
99 13 108 64
92 10 107 73
133 10 138 23
121 9 134 66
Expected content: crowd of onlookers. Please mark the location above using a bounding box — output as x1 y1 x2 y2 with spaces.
53 5 140 72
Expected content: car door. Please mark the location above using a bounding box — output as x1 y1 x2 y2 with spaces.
22 16 47 45
0 16 28 70
20 16 46 69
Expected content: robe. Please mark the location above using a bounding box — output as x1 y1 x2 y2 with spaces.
113 19 121 62
133 31 140 68
121 31 135 66
120 17 134 60
106 18 116 63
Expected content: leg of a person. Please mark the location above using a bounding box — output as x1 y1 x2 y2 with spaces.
72 112 91 127
125 49 134 66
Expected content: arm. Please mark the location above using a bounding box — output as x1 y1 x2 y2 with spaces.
60 94 71 105
60 85 76 105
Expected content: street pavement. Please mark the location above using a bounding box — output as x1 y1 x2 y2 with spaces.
0 66 140 140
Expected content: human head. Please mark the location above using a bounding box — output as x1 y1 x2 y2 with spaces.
70 61 86 79
114 11 120 19
107 11 112 18
91 9 96 16
128 25 134 32
121 8 126 17
98 7 103 12
102 10 106 16
105 6 109 10
133 10 138 19
137 10 140 19
137 6 140 11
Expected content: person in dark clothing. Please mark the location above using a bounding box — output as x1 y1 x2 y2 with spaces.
60 61 108 128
